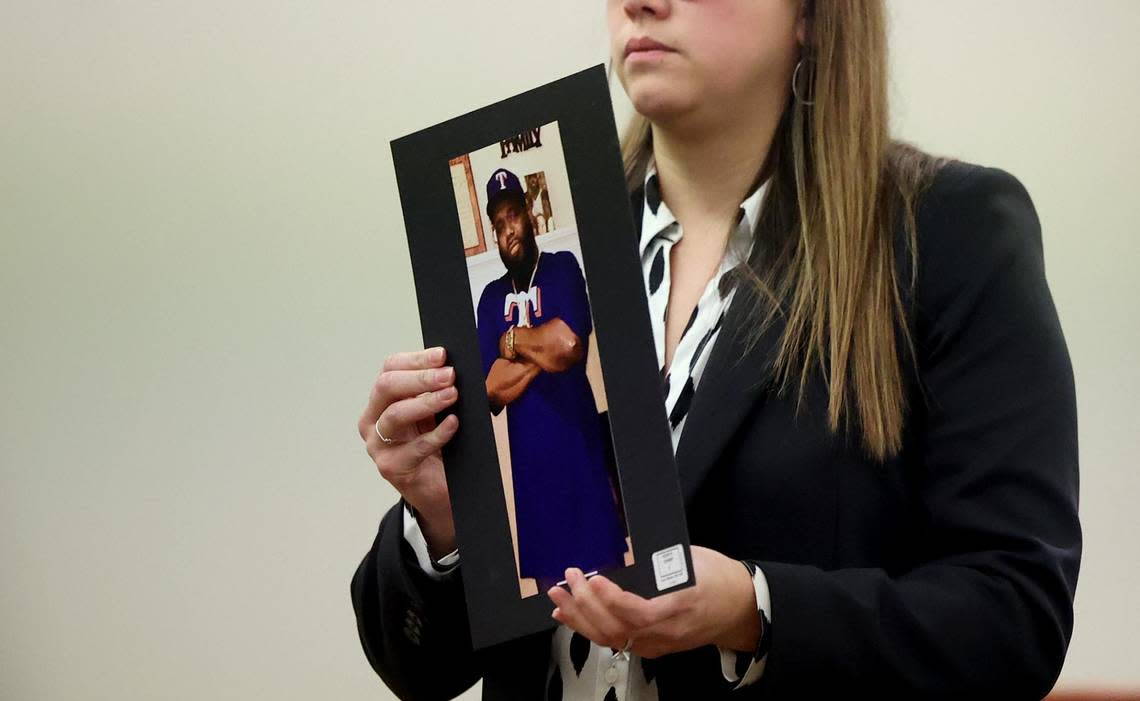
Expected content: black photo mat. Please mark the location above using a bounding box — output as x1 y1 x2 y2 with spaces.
390 65 693 651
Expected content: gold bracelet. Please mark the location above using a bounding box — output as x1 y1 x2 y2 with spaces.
506 325 516 360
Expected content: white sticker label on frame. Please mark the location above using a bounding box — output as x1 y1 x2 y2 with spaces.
651 544 689 591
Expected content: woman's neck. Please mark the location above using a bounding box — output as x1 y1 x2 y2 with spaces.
649 97 783 241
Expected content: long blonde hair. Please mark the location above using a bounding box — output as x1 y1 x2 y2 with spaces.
620 1 948 461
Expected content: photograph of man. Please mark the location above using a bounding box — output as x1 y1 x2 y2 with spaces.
475 167 628 593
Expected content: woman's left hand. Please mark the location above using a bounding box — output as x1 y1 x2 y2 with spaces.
546 545 760 659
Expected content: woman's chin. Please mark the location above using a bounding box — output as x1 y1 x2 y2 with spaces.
626 85 694 123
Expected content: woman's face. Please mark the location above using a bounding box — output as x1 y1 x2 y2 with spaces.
607 0 805 126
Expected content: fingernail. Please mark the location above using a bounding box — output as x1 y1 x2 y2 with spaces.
437 386 457 401
434 367 453 384
431 347 445 362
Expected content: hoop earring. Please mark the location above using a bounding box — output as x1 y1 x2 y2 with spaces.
792 59 815 106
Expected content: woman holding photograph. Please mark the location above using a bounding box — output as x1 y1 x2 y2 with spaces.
352 1 1080 699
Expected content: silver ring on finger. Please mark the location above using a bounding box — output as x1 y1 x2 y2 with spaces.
611 636 633 660
374 417 399 445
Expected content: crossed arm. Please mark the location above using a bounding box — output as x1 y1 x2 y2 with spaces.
486 317 583 414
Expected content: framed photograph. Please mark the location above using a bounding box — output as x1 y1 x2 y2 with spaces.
390 65 693 651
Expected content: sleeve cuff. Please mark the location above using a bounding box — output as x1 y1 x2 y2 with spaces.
717 562 771 689
402 501 460 578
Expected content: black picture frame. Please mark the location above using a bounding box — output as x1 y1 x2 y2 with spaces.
390 64 693 651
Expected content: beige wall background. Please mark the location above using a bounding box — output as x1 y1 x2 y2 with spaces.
1 1 1136 698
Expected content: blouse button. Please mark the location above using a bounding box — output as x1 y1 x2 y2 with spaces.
604 664 619 684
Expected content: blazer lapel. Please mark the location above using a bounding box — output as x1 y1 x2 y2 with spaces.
673 286 783 506
628 185 783 507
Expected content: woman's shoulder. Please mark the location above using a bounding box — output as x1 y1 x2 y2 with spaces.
912 157 1042 252
905 156 1046 315
897 155 1072 388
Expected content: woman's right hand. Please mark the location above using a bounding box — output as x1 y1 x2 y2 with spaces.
358 346 460 558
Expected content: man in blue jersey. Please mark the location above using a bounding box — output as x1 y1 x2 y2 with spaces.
475 167 628 593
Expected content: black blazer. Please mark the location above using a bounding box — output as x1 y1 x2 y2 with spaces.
350 160 1081 699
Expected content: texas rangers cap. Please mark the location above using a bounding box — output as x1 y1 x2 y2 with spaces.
485 167 526 218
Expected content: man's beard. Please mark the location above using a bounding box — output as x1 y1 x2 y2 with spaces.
504 236 538 280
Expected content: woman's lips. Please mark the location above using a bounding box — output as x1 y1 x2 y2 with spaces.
624 36 675 60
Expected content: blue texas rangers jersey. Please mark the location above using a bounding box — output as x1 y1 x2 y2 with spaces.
476 250 628 583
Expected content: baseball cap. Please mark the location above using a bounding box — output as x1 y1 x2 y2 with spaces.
485 168 527 218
